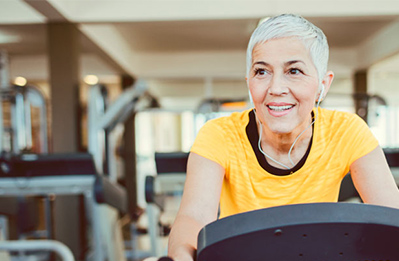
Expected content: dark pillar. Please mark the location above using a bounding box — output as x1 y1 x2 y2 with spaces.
47 23 84 259
354 70 369 122
47 22 80 153
121 74 140 220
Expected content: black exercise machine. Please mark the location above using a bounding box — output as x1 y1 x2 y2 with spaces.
197 203 399 261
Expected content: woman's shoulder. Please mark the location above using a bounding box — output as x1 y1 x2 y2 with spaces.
205 109 252 128
318 108 369 136
319 108 363 123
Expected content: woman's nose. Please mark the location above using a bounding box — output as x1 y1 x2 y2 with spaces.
268 74 289 95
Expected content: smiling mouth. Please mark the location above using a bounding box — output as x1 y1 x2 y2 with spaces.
267 105 295 111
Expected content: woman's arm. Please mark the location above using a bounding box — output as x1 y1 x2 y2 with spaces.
167 152 225 261
350 146 399 208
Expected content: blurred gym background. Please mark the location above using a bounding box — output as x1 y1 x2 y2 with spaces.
1 1 399 260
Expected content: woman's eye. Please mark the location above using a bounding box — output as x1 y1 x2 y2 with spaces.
289 68 302 75
254 68 267 76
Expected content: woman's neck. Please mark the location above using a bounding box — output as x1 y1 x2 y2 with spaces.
257 115 313 167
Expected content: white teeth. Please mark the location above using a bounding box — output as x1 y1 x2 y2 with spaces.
268 105 293 111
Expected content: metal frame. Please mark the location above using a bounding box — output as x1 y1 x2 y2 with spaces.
145 173 186 256
88 80 147 180
0 84 48 154
0 51 48 154
0 240 75 261
0 175 106 261
0 215 8 240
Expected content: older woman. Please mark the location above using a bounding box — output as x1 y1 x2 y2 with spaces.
164 14 399 261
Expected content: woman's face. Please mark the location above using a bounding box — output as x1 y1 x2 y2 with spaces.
247 37 321 135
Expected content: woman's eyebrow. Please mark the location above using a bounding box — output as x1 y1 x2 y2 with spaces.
285 60 305 66
252 60 305 68
252 61 269 67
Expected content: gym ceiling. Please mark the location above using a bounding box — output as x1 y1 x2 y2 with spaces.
1 0 399 84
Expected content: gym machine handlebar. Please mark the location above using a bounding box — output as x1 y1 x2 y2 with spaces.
196 202 399 261
0 240 75 261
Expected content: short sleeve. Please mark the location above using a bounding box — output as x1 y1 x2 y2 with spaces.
190 118 228 168
344 114 379 166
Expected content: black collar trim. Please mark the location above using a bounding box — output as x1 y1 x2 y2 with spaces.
245 110 313 176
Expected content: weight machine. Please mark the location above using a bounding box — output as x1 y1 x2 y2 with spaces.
0 48 154 260
87 79 158 260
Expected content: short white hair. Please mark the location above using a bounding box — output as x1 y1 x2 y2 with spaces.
246 14 329 84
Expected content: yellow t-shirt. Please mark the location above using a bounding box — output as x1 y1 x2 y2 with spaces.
190 108 379 219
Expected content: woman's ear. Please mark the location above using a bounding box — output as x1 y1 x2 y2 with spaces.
319 71 334 101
